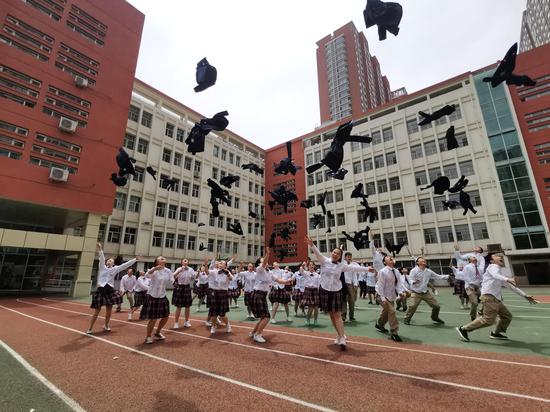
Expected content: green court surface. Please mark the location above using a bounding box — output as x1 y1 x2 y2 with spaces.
73 287 550 358
0 343 74 412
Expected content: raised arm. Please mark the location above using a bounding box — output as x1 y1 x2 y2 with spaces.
114 257 138 274
451 266 466 281
428 269 449 280
305 235 328 264
97 242 105 268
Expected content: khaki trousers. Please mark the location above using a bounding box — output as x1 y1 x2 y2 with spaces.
342 285 358 320
465 285 481 321
123 291 134 307
463 295 512 334
404 291 440 322
377 299 398 333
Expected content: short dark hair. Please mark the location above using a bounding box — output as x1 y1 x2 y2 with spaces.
344 252 352 258
478 246 484 253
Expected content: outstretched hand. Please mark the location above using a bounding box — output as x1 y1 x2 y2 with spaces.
305 235 313 246
526 296 539 304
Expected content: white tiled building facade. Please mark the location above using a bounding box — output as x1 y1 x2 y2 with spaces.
519 0 550 52
99 80 265 272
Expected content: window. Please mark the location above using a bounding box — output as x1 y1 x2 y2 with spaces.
234 197 240 209
392 203 404 217
448 105 462 121
428 167 441 182
141 111 152 128
455 224 471 241
455 132 468 147
315 172 323 184
155 202 166 217
415 171 427 186
424 141 438 156
419 198 433 214
382 127 393 142
123 133 135 150
371 131 382 145
424 228 438 244
179 207 188 221
470 190 482 206
213 146 219 157
236 155 241 167
380 205 391 219
307 174 314 185
137 138 148 154
395 231 408 245
176 127 185 142
174 152 182 167
386 151 397 165
128 105 140 122
357 209 368 223
107 225 121 243
190 209 198 223
325 191 334 204
337 213 346 225
218 216 224 229
377 179 388 193
191 184 200 197
248 222 252 234
207 238 214 252
194 160 201 174
255 184 259 194
162 148 172 163
383 232 394 245
335 189 343 202
306 153 313 166
443 163 458 179
152 231 163 247
438 226 454 243
472 223 489 240
128 196 141 213
389 176 400 191
366 182 376 195
328 213 335 227
168 204 177 219
123 227 136 244
374 155 385 169
221 149 227 161
314 150 321 163
411 144 423 159
353 161 362 174
184 157 192 170
113 192 126 210
134 167 144 183
181 181 189 195
177 234 186 249
249 181 253 192
165 233 175 248
406 118 419 134
319 240 327 253
229 152 234 164
188 236 196 250
459 160 474 176
165 123 174 138
363 158 373 171
98 224 105 241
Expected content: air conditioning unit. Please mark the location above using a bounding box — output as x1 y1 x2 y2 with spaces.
58 116 77 133
49 167 69 182
74 75 88 88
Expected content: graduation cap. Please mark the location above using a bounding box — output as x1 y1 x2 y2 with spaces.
201 111 229 131
421 176 450 195
268 200 276 210
385 238 407 257
185 124 208 155
220 175 240 188
248 210 258 219
241 163 264 175
306 121 371 179
269 185 298 213
351 183 369 200
210 197 220 218
277 248 288 262
207 178 230 205
483 43 536 88
110 173 127 187
162 177 178 191
280 227 291 241
274 141 302 176
444 126 458 151
363 0 403 41
254 222 260 228
300 199 313 209
326 211 334 234
448 175 469 193
194 57 217 92
228 221 243 236
318 191 328 215
442 200 460 210
198 222 205 227
269 232 276 248
343 226 371 251
418 105 455 126
359 199 378 223
146 166 157 180
199 243 207 251
116 148 137 177
459 190 477 215
312 213 324 228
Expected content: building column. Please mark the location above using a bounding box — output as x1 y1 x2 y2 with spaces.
71 213 101 297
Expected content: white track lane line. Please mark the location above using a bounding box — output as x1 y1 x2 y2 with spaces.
11 300 550 405
0 340 87 412
0 304 335 412
42 298 550 370
353 305 550 319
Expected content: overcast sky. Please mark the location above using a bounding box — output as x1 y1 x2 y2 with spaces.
126 0 526 149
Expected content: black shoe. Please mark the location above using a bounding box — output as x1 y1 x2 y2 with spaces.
404 320 410 325
402 307 408 312
368 301 373 305
433 318 445 325
375 323 388 333
456 326 470 342
490 332 509 340
350 317 356 322
390 334 402 342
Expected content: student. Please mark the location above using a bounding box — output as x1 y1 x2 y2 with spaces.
228 268 241 308
375 255 407 342
194 265 209 312
172 259 195 329
206 258 233 334
140 256 173 344
454 244 486 274
365 265 377 304
129 271 149 320
269 262 292 323
456 254 537 342
87 242 140 334
305 236 365 349
358 267 368 299
249 248 293 343
300 261 321 326
237 262 257 319
451 255 483 321
292 263 306 317
119 268 137 318
342 252 360 322
395 267 410 312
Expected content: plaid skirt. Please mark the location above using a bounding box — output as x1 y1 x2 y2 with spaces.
140 295 170 320
269 288 291 304
292 289 303 302
206 288 212 307
208 290 230 317
228 288 241 299
244 291 253 307
300 287 320 307
90 288 122 309
453 279 466 296
195 283 208 299
250 290 270 318
319 287 343 313
133 291 147 307
366 286 376 294
172 284 193 308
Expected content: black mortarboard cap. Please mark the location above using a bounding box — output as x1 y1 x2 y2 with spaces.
445 126 459 151
198 222 205 227
318 191 328 215
162 177 177 191
185 124 208 155
312 213 324 228
268 200 276 210
351 183 368 200
363 0 403 41
201 111 229 132
146 166 157 180
207 178 230 205
385 238 407 257
448 175 469 193
300 199 313 208
228 221 244 236
110 173 127 187
418 105 456 126
277 248 288 262
241 163 264 175
199 243 207 251
280 227 291 241
254 222 260 228
194 58 217 92
248 210 258 219
442 200 460 210
421 176 450 195
116 148 136 177
269 185 297 213
459 190 477 215
343 226 371 251
220 175 240 188
482 43 537 88
210 198 220 218
274 141 302 176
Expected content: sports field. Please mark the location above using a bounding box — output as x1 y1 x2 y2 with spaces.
1 287 549 411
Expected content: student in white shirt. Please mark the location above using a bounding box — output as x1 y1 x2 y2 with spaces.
365 265 377 304
269 262 293 323
342 252 360 322
299 261 321 326
206 257 233 335
228 268 242 308
237 262 257 319
249 248 293 343
454 244 486 274
130 271 149 320
119 269 137 319
456 254 537 342
172 259 195 329
375 255 407 342
292 263 306 318
451 255 484 321
140 256 173 344
395 267 411 312
305 236 366 349
194 265 209 312
87 242 140 334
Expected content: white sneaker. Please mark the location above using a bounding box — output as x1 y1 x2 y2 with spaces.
334 337 340 345
127 313 132 321
339 336 347 348
205 320 212 327
226 324 232 333
253 334 266 343
154 333 165 340
210 327 216 335
145 337 153 344
287 317 292 322
270 319 277 324
85 329 93 335
173 322 180 329
103 326 111 332
183 321 191 328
